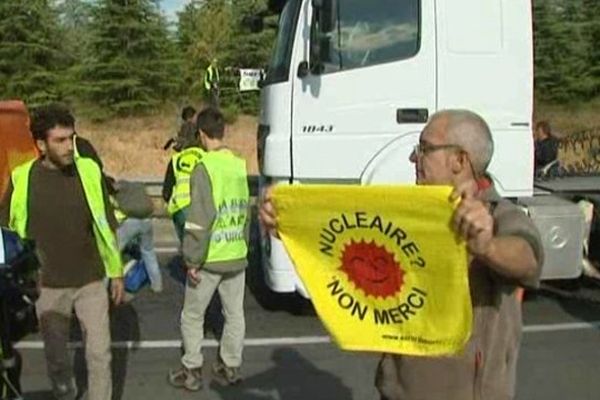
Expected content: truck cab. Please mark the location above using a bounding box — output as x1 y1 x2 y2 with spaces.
258 0 584 296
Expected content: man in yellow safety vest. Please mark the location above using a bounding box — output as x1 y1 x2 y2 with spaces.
162 132 205 243
0 104 123 400
204 58 220 107
168 107 250 391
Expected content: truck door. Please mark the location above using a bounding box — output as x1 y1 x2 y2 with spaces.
290 0 436 183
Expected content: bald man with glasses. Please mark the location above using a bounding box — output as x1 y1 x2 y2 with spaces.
260 109 543 400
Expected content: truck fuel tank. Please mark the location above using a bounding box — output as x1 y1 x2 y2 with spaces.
519 196 586 280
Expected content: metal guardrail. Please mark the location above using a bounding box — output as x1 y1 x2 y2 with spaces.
128 175 260 198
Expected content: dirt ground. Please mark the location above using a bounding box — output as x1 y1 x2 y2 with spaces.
79 112 258 179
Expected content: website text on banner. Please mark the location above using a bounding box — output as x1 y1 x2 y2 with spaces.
274 184 471 356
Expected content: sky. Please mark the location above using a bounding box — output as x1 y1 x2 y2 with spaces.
161 0 191 20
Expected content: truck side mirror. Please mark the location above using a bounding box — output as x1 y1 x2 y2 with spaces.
310 0 334 74
312 0 334 34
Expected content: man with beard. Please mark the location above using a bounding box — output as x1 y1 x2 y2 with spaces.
0 104 123 400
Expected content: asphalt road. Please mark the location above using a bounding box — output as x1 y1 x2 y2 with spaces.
16 218 600 400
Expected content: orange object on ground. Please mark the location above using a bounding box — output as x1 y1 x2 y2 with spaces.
0 100 37 200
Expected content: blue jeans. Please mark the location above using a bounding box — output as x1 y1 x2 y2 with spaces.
117 218 163 292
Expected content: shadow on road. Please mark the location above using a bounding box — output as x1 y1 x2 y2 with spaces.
24 390 54 399
533 277 600 329
72 302 141 400
165 254 187 286
211 347 353 400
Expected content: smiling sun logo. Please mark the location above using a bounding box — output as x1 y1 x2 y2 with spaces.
340 239 404 298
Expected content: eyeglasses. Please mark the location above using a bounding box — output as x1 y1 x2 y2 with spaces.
412 143 480 178
412 143 463 157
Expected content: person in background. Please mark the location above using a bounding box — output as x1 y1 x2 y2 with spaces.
110 179 163 293
534 120 559 172
0 104 123 400
162 123 205 243
168 107 250 391
204 59 220 107
164 106 197 152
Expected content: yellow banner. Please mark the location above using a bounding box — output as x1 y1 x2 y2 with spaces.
274 185 472 356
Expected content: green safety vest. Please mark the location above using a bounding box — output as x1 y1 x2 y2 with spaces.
8 158 123 278
204 64 220 91
202 149 249 263
167 146 205 215
113 201 127 224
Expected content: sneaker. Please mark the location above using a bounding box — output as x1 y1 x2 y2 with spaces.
150 284 163 293
167 366 203 391
52 378 77 400
212 359 242 386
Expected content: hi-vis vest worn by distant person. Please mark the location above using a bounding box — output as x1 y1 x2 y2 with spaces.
8 156 123 278
204 64 220 91
203 150 249 263
167 147 205 215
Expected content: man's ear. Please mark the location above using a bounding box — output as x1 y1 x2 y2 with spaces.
450 152 470 175
36 139 46 155
447 152 460 174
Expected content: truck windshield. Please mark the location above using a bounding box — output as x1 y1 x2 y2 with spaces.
264 0 302 85
319 0 420 73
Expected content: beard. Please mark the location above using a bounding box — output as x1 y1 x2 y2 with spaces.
45 150 74 170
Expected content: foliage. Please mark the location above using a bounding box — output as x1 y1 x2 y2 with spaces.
534 0 600 102
2 0 597 117
77 0 181 117
0 0 67 106
176 0 276 114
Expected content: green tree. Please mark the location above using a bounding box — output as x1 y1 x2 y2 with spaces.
80 0 180 116
582 0 600 98
177 0 234 98
0 0 67 106
176 0 277 113
55 0 94 100
534 0 599 102
56 0 93 60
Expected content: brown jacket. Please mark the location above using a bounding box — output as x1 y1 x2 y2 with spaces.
375 187 543 400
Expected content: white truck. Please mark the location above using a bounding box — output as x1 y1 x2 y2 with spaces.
257 0 587 297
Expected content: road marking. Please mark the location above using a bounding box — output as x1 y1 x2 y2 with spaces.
155 246 179 254
15 336 331 350
522 321 600 332
14 321 600 350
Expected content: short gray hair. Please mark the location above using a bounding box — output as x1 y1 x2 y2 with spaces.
431 109 494 174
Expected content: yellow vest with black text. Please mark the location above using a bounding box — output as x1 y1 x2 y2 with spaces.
203 150 249 263
8 158 123 278
167 147 205 215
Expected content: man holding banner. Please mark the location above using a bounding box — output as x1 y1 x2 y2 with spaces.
259 110 543 400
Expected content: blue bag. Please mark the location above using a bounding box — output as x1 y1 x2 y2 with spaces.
124 259 149 293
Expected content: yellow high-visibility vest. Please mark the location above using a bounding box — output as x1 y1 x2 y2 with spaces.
202 150 249 263
9 158 123 278
167 146 205 215
204 63 220 91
